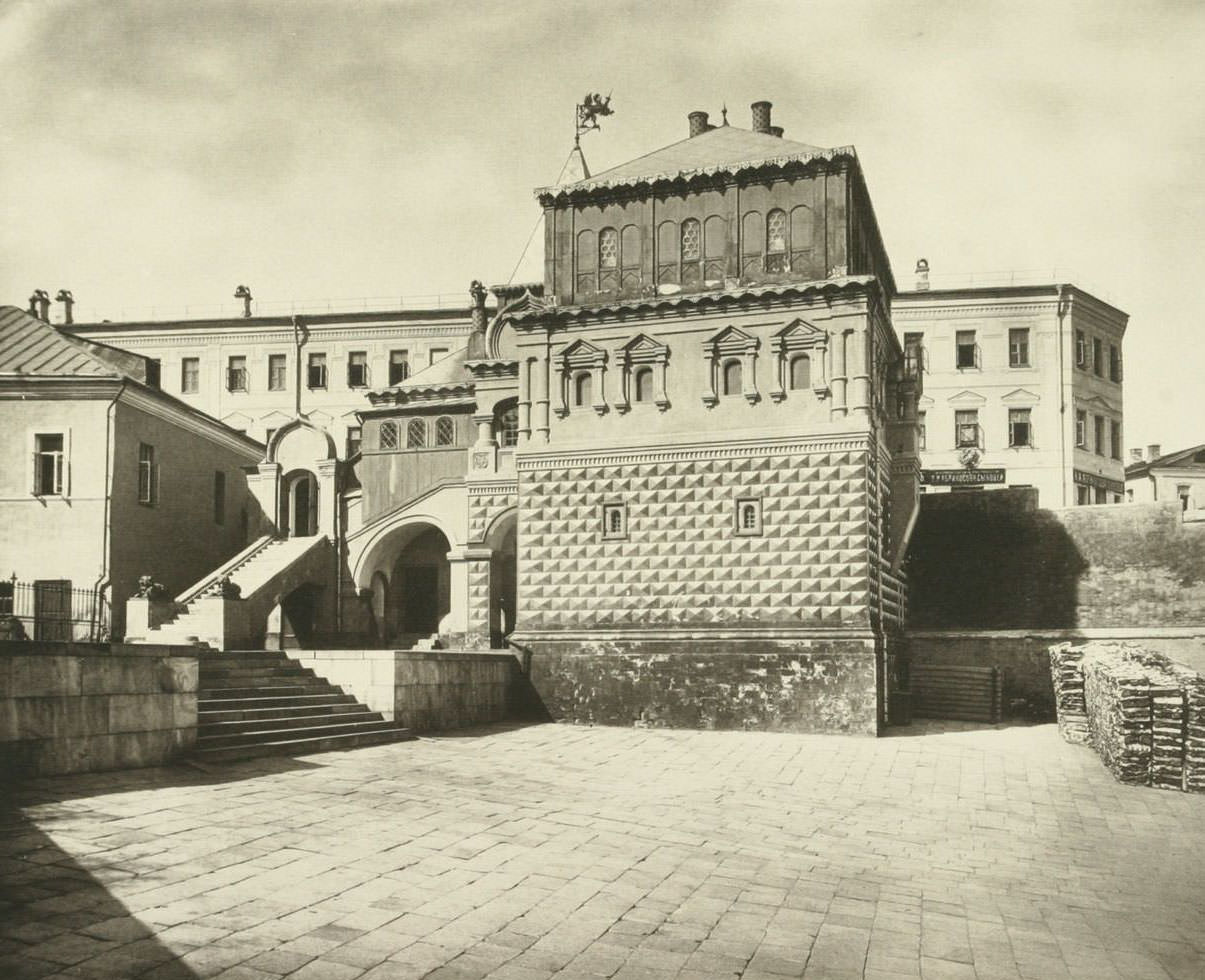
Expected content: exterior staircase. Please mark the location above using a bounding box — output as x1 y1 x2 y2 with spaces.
194 651 415 761
134 535 330 648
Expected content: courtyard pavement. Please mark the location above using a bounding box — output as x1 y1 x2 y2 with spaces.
2 722 1204 980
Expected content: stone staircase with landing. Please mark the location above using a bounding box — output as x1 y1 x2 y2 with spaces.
194 650 414 761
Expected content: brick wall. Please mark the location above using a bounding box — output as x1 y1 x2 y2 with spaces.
524 637 880 735
0 642 197 778
909 493 1205 629
1049 641 1205 793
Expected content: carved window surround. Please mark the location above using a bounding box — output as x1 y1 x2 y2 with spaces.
614 334 670 413
768 318 829 402
702 326 760 407
555 339 608 417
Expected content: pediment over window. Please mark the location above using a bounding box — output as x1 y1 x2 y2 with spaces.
561 338 608 369
222 411 254 429
307 410 333 427
260 410 292 425
947 390 987 407
1001 388 1041 405
773 317 826 346
1080 393 1119 413
704 325 759 357
918 394 936 409
620 333 668 361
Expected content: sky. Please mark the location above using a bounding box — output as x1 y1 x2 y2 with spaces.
1 0 1203 451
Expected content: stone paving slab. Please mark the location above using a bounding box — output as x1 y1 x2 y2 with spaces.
2 721 1204 979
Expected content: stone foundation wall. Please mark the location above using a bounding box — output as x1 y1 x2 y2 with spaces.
0 642 198 778
291 649 522 733
520 635 881 735
1050 641 1205 793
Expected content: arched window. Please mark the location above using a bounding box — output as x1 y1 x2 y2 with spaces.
789 354 811 390
656 221 678 285
741 211 763 277
620 224 641 292
633 367 654 403
790 205 814 275
609 508 623 533
379 421 400 451
766 209 788 272
574 371 593 408
406 419 426 449
493 399 519 447
722 359 742 397
741 503 758 529
703 215 726 280
576 229 597 298
435 416 455 446
598 227 619 291
680 218 701 285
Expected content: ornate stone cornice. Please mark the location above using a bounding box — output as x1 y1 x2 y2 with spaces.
468 482 518 496
516 432 871 471
465 359 518 380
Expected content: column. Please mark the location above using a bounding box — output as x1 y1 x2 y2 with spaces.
518 357 532 443
831 329 848 419
849 326 870 418
446 546 493 650
534 350 551 443
315 459 339 538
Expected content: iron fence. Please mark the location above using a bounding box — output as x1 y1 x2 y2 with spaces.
0 577 110 643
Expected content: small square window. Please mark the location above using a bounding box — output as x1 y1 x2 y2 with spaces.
735 497 763 536
602 503 627 539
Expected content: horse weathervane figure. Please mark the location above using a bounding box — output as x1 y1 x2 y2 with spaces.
575 92 614 147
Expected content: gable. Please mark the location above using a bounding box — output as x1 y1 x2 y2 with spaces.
947 390 987 407
1001 388 1041 405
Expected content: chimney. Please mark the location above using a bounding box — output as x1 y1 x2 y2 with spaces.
751 100 772 134
1147 444 1162 461
55 289 74 325
29 289 50 321
688 110 710 138
915 258 930 292
767 125 784 138
1129 448 1143 463
467 280 489 359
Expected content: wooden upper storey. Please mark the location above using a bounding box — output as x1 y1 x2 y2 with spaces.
538 122 896 307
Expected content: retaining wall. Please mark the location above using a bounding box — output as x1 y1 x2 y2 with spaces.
0 642 198 778
291 649 523 732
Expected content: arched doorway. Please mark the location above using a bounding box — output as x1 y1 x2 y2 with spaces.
282 469 318 537
379 524 451 646
485 510 517 649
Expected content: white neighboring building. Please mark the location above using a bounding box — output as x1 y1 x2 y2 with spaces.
1126 443 1205 517
68 306 477 457
893 276 1127 507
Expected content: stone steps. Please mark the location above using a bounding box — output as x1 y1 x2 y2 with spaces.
193 652 413 762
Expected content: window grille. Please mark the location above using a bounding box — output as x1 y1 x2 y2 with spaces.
602 503 627 539
407 419 426 449
379 421 400 451
735 497 763 536
435 416 455 446
765 209 788 272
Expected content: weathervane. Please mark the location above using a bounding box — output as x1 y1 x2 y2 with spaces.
575 92 614 147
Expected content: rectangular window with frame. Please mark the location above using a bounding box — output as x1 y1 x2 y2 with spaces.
1008 408 1032 448
345 426 362 458
1077 484 1091 506
955 410 979 448
917 411 926 451
1109 344 1122 383
146 359 161 389
227 355 247 392
903 331 925 376
601 502 627 540
1008 328 1030 368
307 352 327 389
1076 410 1087 448
1092 337 1103 377
347 351 368 388
213 471 225 525
138 443 157 506
388 349 410 385
735 497 763 536
1093 415 1105 456
34 433 65 496
1110 421 1121 460
181 357 200 394
429 348 448 366
955 331 978 369
268 354 287 391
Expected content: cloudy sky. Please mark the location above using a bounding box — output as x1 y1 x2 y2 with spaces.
2 0 1203 450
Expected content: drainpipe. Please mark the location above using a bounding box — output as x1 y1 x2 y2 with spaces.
94 381 126 637
1056 285 1070 506
292 315 308 419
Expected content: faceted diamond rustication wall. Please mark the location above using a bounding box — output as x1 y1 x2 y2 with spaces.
468 487 518 544
517 445 872 630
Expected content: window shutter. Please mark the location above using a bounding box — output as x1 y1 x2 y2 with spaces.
63 428 71 497
30 452 37 495
154 463 161 506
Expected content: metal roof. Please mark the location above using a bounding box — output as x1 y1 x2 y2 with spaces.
0 305 123 377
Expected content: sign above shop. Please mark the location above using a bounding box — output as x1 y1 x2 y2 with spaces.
922 468 1006 486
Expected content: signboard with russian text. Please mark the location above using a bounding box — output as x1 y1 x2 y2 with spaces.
921 468 1006 486
1073 469 1124 494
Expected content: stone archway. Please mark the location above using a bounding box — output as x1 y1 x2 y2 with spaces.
391 526 451 643
484 509 517 648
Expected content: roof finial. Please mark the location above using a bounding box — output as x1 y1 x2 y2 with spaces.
721 103 729 126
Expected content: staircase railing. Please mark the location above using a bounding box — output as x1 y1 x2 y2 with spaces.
175 535 277 605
